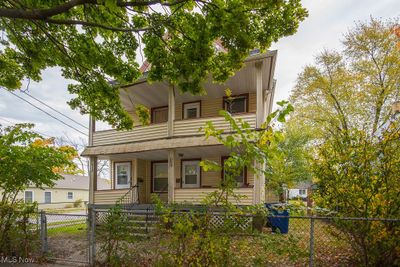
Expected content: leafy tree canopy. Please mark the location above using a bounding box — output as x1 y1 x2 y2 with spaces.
0 123 78 204
0 0 307 129
290 18 400 139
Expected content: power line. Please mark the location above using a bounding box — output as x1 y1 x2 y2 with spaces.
20 90 88 130
2 88 88 136
0 116 53 138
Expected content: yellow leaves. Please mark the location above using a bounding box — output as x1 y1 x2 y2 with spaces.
31 138 54 147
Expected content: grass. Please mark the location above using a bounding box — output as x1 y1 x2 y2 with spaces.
44 207 86 214
48 223 87 236
47 218 86 227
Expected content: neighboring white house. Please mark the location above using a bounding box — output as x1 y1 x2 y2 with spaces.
18 174 111 209
288 182 311 200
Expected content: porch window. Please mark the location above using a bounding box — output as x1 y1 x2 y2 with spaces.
152 162 168 192
44 191 52 204
223 95 248 114
24 191 33 203
182 160 201 188
183 102 200 119
151 106 168 123
115 162 131 189
221 157 247 187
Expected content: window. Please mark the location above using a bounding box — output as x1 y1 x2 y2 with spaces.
221 157 247 187
299 189 306 195
24 191 33 203
67 192 74 200
152 162 168 192
183 102 200 119
182 160 201 188
223 95 248 114
151 106 168 123
44 192 52 204
115 162 131 189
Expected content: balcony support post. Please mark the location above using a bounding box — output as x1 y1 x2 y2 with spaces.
168 85 175 137
253 161 265 204
89 156 97 204
88 115 96 146
256 61 264 128
168 149 175 203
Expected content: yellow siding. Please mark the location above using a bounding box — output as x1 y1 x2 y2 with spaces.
174 188 253 205
94 189 128 204
248 92 256 113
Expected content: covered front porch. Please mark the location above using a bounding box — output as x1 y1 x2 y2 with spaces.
92 145 267 206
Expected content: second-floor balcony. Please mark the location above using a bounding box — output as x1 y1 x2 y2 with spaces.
89 51 276 148
92 113 256 146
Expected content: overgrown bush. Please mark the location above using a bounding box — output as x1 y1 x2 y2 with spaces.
0 201 39 258
73 199 83 208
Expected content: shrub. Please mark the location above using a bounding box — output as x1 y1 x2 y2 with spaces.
73 199 82 208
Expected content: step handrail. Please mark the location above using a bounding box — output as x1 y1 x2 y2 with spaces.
117 184 139 207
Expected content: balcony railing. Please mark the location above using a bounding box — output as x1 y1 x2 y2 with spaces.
92 113 256 146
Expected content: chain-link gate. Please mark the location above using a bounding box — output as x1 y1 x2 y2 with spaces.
41 212 89 266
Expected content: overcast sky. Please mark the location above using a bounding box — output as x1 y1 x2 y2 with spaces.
0 0 398 144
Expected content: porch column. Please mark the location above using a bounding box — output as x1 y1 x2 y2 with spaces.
255 61 264 128
168 85 175 137
253 162 265 204
132 158 138 186
88 115 96 146
168 149 175 203
89 156 97 204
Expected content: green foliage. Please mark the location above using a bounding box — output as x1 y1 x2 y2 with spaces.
135 104 151 126
201 100 295 205
0 123 77 205
0 201 39 258
96 205 141 266
73 199 83 208
0 1 307 129
289 18 400 266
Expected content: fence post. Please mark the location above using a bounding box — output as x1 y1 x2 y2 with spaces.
309 216 315 267
40 210 48 255
88 207 96 266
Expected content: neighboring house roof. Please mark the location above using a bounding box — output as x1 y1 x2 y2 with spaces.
28 174 111 190
290 181 312 190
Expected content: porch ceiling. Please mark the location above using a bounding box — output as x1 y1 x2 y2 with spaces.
119 51 276 112
100 145 231 161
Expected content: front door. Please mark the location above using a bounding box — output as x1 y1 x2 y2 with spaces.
115 162 131 189
182 160 200 188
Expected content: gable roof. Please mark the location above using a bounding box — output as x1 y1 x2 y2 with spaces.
29 174 111 190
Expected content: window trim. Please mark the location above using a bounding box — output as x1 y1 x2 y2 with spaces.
113 161 132 190
181 158 202 188
151 160 168 193
67 191 74 200
222 93 249 114
182 101 201 120
150 105 168 124
24 190 34 203
44 191 52 204
220 156 248 187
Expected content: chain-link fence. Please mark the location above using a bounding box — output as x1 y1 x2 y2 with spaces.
40 211 89 266
16 209 398 266
88 209 399 267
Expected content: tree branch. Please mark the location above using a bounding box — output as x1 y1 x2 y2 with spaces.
44 18 149 32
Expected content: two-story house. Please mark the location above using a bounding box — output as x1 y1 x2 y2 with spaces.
82 51 279 207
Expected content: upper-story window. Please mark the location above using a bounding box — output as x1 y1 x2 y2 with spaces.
183 101 200 119
151 106 168 123
223 94 248 114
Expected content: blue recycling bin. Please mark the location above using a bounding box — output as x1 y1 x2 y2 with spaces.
265 203 289 234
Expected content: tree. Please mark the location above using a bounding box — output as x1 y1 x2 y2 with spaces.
290 18 400 139
265 121 312 200
0 123 78 256
0 123 78 204
0 0 307 129
289 18 400 266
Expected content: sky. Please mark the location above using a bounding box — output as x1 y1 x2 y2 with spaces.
0 0 398 144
